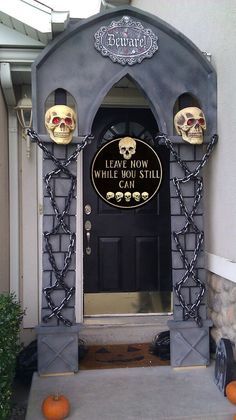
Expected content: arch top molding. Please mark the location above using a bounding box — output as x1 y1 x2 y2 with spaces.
32 5 216 136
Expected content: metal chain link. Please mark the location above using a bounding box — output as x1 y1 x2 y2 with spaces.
156 133 218 327
28 129 89 326
28 128 217 327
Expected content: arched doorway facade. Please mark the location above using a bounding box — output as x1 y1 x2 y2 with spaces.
32 6 216 372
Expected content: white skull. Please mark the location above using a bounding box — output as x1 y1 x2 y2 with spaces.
119 137 136 160
106 192 114 200
133 192 141 202
45 105 76 145
174 107 206 144
124 192 132 202
115 192 123 202
141 192 149 201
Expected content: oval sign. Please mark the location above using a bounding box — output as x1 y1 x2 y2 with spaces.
91 137 162 209
94 16 158 65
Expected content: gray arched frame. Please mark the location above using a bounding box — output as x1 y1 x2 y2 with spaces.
32 6 216 138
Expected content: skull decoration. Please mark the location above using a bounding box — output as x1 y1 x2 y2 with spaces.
174 107 206 144
124 192 132 202
115 192 123 202
119 137 136 160
106 192 114 200
141 192 149 201
45 105 76 145
133 192 141 202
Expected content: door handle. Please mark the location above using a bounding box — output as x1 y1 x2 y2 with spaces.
85 220 92 255
86 232 91 255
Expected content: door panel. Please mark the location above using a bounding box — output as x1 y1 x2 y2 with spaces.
83 108 171 301
136 237 159 290
99 237 121 291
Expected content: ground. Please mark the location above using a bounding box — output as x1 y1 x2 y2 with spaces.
10 379 31 420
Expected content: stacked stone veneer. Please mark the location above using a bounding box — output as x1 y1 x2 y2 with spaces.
208 273 236 357
168 143 211 367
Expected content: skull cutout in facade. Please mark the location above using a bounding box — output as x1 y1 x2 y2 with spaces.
119 137 136 160
174 107 206 144
45 105 76 145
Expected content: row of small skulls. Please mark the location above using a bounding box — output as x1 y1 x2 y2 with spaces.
106 191 149 202
45 105 206 145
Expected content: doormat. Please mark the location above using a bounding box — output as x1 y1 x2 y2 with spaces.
79 343 170 370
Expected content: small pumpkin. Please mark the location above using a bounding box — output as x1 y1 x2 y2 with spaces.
226 381 236 405
41 394 70 420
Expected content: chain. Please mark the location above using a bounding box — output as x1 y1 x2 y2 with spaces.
156 133 217 327
28 129 89 326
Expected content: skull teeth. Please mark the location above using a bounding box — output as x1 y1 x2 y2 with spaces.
54 132 70 137
188 133 202 137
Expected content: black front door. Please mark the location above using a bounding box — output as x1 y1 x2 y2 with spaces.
83 108 171 312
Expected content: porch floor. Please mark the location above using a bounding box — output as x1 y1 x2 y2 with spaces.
26 363 236 420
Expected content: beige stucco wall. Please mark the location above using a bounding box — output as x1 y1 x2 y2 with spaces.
132 0 236 262
0 87 9 292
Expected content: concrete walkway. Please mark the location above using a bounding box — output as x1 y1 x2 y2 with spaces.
26 364 236 419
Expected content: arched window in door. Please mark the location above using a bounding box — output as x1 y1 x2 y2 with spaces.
95 107 158 146
102 120 156 144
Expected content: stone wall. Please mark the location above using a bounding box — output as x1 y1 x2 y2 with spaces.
208 273 236 357
170 144 206 323
42 143 77 326
168 143 212 367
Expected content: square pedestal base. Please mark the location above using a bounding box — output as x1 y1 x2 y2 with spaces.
168 320 212 367
36 325 80 375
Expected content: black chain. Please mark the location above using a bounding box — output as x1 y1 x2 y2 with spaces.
156 133 218 327
28 129 89 326
28 128 217 327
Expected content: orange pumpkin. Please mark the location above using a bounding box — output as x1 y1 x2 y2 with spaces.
41 394 70 420
226 381 236 405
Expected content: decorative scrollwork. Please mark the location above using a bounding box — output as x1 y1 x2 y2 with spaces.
94 15 158 66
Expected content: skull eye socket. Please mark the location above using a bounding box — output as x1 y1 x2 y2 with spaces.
129 147 134 152
187 118 195 126
65 117 73 125
187 117 205 127
121 147 126 153
52 116 61 124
